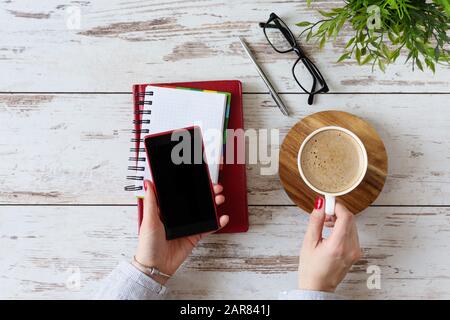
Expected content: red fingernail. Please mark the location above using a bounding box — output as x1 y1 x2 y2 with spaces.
314 197 323 209
144 180 148 191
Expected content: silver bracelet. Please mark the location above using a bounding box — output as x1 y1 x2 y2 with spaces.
133 256 172 279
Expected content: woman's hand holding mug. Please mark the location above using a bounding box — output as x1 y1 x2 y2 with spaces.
296 126 364 291
299 198 361 292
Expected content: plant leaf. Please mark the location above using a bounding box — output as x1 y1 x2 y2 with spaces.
391 49 400 62
345 37 355 48
388 31 398 44
416 58 424 71
306 30 313 42
425 58 435 73
336 16 346 33
361 54 373 65
317 21 330 34
327 22 335 37
319 36 326 49
359 32 366 43
405 51 414 63
337 52 351 62
355 47 361 64
378 59 386 72
296 21 313 27
299 0 450 73
318 10 336 18
434 46 440 62
381 43 391 62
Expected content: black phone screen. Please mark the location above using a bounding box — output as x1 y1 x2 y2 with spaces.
144 127 219 239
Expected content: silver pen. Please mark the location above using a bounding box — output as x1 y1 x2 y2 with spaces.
238 36 290 116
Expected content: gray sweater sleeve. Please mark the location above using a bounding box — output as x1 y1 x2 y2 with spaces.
94 261 167 300
95 261 341 300
279 289 342 300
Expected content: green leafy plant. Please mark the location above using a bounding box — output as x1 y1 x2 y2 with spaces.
297 0 450 72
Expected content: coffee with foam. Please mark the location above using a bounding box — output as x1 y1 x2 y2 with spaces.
300 129 365 194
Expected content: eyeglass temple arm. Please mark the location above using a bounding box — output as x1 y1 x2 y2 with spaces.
301 59 328 104
259 22 278 28
303 58 327 88
308 79 317 105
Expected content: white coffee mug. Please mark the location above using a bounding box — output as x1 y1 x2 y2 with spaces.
297 126 368 215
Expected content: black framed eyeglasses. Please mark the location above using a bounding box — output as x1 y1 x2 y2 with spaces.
259 13 329 105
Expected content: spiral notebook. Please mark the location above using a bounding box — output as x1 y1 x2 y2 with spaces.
126 85 229 197
125 80 248 234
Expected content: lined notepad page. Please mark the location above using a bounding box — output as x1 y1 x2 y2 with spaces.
135 85 228 197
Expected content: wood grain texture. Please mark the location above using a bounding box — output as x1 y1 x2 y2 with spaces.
1 0 449 301
0 0 449 92
1 205 450 299
280 111 388 214
1 93 449 206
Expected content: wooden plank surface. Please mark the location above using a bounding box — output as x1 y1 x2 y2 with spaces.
1 205 450 299
2 0 450 300
1 0 449 92
1 93 449 206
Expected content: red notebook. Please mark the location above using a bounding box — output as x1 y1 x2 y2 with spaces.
126 80 248 234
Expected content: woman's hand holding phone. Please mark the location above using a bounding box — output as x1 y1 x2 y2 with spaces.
134 180 229 285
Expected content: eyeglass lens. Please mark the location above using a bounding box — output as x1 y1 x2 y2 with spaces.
293 59 318 94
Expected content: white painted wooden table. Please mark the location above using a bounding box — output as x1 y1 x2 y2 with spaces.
1 1 450 299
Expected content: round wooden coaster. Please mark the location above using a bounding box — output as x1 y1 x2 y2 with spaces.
279 110 388 215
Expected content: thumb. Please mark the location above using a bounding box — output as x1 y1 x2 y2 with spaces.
304 197 326 247
140 180 162 233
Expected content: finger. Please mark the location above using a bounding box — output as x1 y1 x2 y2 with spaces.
218 214 229 229
328 202 354 243
140 180 162 232
213 184 223 194
199 214 230 238
215 194 225 206
304 197 326 247
351 218 361 248
324 221 335 228
324 214 336 228
349 216 362 262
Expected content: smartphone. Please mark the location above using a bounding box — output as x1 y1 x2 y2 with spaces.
144 126 219 240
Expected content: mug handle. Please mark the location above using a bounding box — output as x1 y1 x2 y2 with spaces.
324 195 335 215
